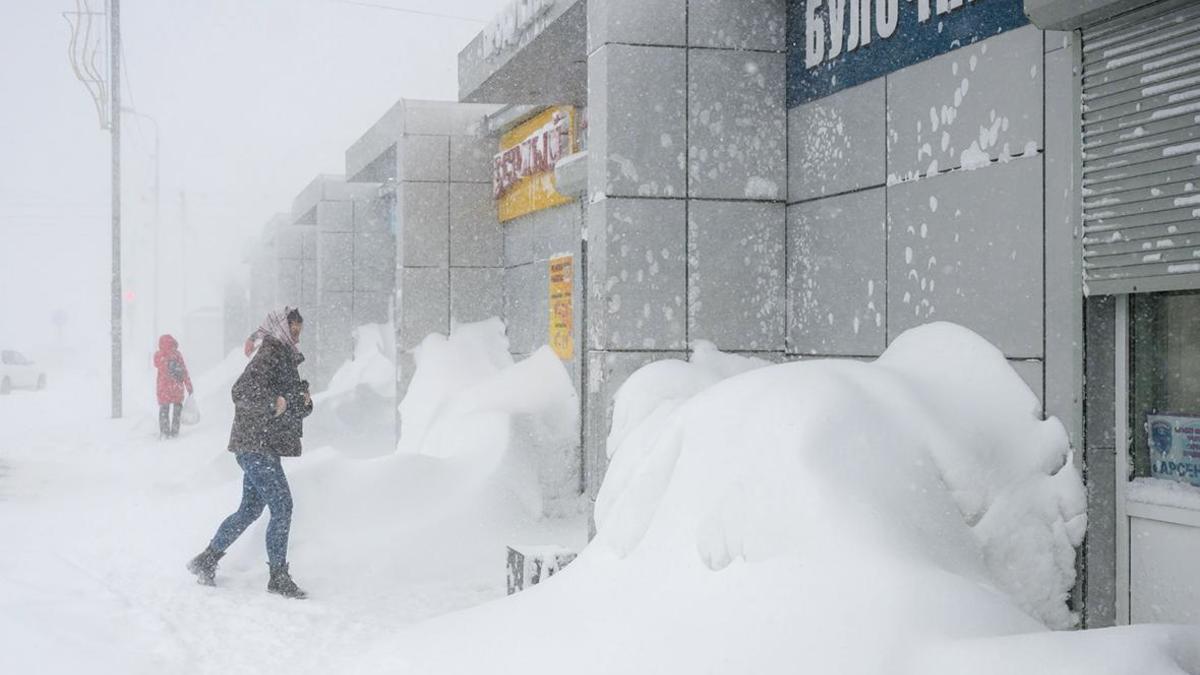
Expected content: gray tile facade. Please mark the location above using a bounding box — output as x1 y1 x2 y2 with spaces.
587 197 687 351
688 49 786 200
504 263 546 355
887 25 1044 183
450 267 504 325
886 158 1044 358
398 182 449 267
787 187 887 356
1044 41 1082 443
398 267 449 351
316 200 353 232
450 135 494 184
450 183 503 268
588 0 686 49
277 258 303 308
318 231 354 293
398 135 449 183
588 44 687 199
318 290 354 369
787 79 885 203
354 230 395 294
687 0 785 51
688 200 785 350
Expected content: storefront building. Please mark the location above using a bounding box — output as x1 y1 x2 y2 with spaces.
227 0 1200 628
454 0 1200 627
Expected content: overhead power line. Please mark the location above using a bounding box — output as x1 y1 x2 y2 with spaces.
326 0 486 24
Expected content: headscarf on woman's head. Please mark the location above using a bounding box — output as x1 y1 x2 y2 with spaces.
244 306 301 357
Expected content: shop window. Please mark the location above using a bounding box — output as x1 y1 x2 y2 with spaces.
1130 291 1200 487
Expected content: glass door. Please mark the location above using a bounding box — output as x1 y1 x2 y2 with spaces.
1116 291 1200 625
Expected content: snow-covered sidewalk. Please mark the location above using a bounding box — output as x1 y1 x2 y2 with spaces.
0 370 584 674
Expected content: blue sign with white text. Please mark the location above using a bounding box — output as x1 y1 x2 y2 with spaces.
787 0 1029 108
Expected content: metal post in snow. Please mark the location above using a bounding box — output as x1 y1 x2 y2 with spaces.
110 0 123 419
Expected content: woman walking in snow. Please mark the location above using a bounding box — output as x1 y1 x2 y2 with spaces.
153 334 193 439
187 307 313 599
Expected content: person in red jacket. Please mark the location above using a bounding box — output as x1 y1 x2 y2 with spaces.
154 334 194 438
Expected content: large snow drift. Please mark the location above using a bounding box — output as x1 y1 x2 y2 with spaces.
398 318 582 515
278 318 584 590
351 323 1199 675
598 323 1085 628
307 323 396 454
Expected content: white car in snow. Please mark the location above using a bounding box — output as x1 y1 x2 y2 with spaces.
0 350 46 394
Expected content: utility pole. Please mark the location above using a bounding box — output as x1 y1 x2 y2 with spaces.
63 0 122 416
110 0 123 419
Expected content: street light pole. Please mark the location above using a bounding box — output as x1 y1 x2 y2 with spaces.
110 0 123 419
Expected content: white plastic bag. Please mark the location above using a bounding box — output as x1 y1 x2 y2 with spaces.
181 395 201 426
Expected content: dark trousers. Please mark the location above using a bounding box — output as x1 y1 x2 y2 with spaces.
208 452 294 566
159 403 182 437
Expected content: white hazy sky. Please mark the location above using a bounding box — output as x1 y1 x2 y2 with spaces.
0 0 508 365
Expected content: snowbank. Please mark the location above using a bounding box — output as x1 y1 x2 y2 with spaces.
308 323 396 454
349 322 1198 675
316 323 395 402
397 318 581 515
597 323 1083 628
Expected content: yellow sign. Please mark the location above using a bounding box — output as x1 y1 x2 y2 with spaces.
494 106 576 222
548 255 574 360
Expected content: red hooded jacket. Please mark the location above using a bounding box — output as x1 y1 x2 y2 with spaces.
153 335 193 405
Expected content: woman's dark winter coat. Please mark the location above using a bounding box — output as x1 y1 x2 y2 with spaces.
228 336 313 457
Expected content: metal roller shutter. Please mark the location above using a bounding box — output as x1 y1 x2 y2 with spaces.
1081 1 1200 295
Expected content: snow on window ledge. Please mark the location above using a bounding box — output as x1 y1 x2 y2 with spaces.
1127 477 1200 512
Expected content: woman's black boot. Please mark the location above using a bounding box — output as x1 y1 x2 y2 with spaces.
267 563 307 599
186 547 224 586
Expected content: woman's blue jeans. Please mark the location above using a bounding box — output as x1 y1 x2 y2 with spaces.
208 452 293 566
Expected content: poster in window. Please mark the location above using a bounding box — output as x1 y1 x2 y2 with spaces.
1147 413 1200 488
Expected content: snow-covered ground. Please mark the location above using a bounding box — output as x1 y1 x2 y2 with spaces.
2 321 1197 674
0 326 586 674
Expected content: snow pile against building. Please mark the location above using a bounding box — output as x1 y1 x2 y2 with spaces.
318 322 395 401
397 317 581 515
258 318 583 593
597 322 1085 628
351 323 1198 675
307 323 396 453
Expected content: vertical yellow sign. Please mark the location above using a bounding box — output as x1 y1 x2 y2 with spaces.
548 254 574 360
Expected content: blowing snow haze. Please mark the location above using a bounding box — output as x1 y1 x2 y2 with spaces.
0 0 505 366
5 0 1200 673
